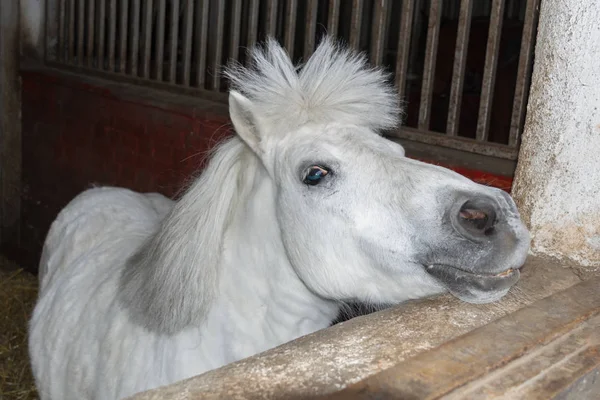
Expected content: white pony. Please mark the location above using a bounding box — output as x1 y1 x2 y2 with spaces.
29 37 530 400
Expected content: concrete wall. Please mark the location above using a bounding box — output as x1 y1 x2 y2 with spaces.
512 0 600 269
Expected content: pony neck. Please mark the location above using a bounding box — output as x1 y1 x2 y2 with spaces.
120 136 338 351
205 155 340 357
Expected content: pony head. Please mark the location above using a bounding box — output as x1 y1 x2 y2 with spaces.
224 37 530 307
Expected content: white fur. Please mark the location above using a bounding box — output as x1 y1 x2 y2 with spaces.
29 37 528 400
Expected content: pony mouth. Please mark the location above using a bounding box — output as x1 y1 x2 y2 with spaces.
427 265 518 278
425 264 521 296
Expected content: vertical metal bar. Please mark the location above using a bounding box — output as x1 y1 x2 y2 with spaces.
108 0 116 70
181 0 195 85
284 0 298 55
45 0 59 60
265 0 279 37
194 0 209 87
370 0 388 66
155 0 166 80
246 0 260 48
97 0 106 69
168 0 180 83
395 0 415 101
509 0 540 147
418 0 442 130
408 0 424 75
130 0 140 75
451 0 458 18
86 0 95 67
446 0 473 136
475 0 505 141
118 0 129 73
519 0 527 21
304 0 318 59
507 0 516 19
484 0 491 15
210 0 225 90
58 0 66 61
349 0 363 50
77 0 85 65
327 0 340 36
229 0 243 61
141 0 153 78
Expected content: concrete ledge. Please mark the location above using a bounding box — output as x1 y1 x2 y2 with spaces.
326 276 600 399
128 257 594 399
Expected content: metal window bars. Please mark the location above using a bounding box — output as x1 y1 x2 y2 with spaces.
44 0 540 160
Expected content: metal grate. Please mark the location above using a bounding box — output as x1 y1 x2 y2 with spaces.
44 0 540 160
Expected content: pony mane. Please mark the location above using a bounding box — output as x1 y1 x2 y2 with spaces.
224 36 402 133
120 137 257 334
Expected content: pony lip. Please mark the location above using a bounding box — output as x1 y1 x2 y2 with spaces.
494 268 515 277
425 264 520 295
426 264 518 278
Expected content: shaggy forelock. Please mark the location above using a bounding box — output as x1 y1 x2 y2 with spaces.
224 36 402 134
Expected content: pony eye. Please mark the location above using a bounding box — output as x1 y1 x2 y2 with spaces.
303 165 329 186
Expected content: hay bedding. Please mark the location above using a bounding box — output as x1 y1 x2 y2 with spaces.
0 257 38 400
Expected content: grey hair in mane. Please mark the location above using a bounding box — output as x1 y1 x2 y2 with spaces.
120 36 402 334
224 36 402 133
120 138 257 334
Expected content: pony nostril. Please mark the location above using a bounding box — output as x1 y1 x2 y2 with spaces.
459 208 489 230
456 199 497 238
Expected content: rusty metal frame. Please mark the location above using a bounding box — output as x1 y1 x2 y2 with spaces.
44 0 540 161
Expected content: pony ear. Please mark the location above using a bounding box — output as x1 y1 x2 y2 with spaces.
229 90 262 155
